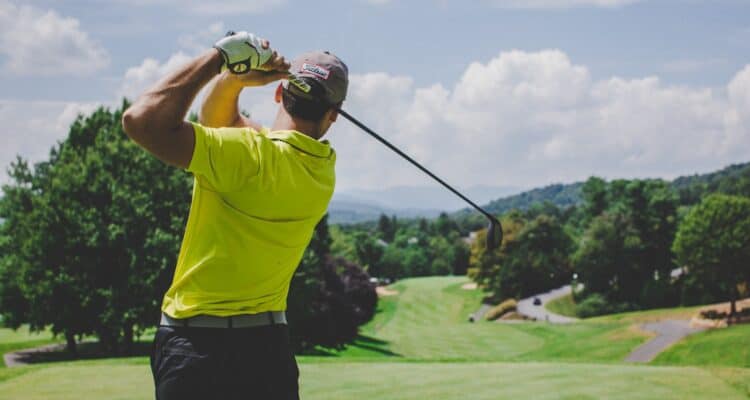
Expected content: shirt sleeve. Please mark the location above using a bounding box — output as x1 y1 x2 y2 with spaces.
187 122 262 192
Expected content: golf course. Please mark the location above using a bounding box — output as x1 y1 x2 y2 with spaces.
1 276 748 399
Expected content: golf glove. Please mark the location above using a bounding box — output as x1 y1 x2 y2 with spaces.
214 31 273 74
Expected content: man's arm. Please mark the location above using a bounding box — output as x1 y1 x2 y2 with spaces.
122 49 220 168
200 66 289 129
122 31 289 167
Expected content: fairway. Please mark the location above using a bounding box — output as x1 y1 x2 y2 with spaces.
336 277 651 363
1 276 749 399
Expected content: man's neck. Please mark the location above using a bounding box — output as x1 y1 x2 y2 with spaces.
271 110 321 140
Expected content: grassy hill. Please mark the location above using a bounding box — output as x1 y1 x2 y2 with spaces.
1 276 749 399
452 161 750 218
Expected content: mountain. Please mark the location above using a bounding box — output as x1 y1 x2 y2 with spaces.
481 182 584 215
454 161 750 218
327 198 442 224
335 185 520 211
327 185 520 224
330 162 750 224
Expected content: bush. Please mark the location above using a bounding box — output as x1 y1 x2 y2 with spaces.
576 294 611 318
485 299 518 321
576 293 637 318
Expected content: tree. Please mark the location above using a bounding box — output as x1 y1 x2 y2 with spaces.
434 212 459 237
673 194 750 320
469 212 524 302
573 178 679 312
573 213 640 308
451 241 470 276
472 213 574 301
287 215 377 351
581 176 608 222
0 103 192 354
353 232 384 273
376 214 397 242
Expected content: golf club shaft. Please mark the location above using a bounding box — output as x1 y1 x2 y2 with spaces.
337 108 499 224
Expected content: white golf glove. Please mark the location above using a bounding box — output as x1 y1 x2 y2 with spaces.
214 31 273 74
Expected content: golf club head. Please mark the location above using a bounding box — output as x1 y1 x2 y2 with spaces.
486 218 503 251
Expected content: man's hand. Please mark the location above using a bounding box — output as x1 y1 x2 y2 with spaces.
214 31 289 75
201 33 290 130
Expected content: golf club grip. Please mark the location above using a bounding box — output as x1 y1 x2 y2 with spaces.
337 108 500 225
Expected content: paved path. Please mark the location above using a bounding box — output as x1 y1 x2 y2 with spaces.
469 303 491 322
625 320 705 363
516 285 579 324
4 343 66 368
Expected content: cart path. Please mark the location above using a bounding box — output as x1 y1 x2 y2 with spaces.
516 285 579 324
625 320 706 363
4 343 66 367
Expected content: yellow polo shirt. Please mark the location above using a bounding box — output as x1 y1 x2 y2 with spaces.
161 122 336 318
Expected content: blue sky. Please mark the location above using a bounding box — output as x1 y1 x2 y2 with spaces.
1 0 749 192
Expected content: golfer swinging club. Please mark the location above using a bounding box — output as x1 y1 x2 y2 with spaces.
122 30 348 399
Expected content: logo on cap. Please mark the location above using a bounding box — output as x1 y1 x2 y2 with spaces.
301 63 330 80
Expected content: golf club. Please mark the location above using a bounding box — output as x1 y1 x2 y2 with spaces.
286 73 503 250
336 109 503 251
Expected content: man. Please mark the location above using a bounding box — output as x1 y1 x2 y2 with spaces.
122 30 348 399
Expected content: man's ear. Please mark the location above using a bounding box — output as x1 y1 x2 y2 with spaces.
274 83 283 103
329 102 343 122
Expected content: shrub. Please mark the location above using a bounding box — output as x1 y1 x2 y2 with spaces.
576 294 610 318
485 299 518 321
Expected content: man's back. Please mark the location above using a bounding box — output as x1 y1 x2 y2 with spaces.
162 123 336 318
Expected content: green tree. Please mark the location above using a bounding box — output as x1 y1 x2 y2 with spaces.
353 232 384 274
673 194 750 320
580 176 608 225
0 103 192 354
287 215 378 350
376 214 397 242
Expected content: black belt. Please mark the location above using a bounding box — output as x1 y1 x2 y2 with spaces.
160 311 287 328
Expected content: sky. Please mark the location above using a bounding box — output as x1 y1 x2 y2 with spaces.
1 0 749 193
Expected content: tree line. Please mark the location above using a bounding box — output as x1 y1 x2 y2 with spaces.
469 175 750 319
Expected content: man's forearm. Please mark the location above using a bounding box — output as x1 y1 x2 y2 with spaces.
122 49 222 166
200 74 246 128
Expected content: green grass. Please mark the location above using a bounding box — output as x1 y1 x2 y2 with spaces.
0 326 59 368
652 324 750 368
591 305 702 324
1 276 749 399
0 358 749 400
333 276 651 363
545 293 578 317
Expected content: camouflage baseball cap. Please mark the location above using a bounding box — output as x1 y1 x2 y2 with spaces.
286 51 348 105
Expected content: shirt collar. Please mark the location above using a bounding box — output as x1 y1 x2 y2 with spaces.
264 130 333 159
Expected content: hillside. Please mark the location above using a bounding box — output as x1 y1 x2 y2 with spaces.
454 161 750 218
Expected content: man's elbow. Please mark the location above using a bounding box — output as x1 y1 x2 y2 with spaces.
122 107 145 141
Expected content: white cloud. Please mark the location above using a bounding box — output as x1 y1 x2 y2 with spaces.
11 49 749 194
320 50 750 190
211 50 750 190
118 52 192 100
488 0 641 8
178 22 227 54
0 1 109 76
114 0 285 15
0 100 99 184
120 23 230 101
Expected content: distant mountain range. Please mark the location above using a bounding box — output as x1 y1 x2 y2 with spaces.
329 161 750 224
455 161 750 217
328 185 520 224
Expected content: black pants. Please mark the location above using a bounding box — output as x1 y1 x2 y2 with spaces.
151 324 299 400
